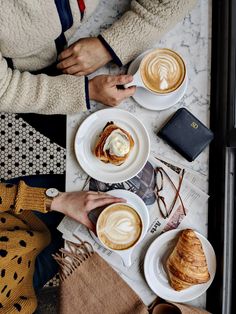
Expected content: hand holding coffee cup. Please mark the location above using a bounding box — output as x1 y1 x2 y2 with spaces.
125 48 186 96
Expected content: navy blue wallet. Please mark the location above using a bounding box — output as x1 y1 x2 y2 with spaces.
158 108 214 162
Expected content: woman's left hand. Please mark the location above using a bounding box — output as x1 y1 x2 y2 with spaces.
57 37 112 75
50 191 125 232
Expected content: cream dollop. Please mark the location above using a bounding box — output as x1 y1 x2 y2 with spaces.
100 210 140 245
103 129 130 157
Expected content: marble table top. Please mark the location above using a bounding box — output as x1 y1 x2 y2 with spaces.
66 0 211 308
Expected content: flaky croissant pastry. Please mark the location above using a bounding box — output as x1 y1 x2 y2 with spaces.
94 122 134 166
166 229 210 291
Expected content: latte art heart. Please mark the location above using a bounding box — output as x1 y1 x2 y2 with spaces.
140 49 186 94
97 204 142 250
101 212 139 244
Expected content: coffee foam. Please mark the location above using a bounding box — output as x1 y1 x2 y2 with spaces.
140 49 186 94
97 204 142 250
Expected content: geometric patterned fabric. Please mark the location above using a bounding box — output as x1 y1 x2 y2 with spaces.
0 113 66 181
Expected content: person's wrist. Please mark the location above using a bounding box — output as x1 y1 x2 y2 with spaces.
50 192 66 213
97 35 122 67
95 37 112 64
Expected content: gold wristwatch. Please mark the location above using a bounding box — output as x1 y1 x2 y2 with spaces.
45 188 60 211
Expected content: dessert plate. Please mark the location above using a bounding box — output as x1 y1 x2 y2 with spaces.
74 108 150 183
127 50 188 111
144 229 216 302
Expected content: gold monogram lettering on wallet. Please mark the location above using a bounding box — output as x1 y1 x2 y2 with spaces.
191 122 199 129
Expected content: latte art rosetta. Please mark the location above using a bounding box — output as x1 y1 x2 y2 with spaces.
140 49 186 94
97 204 142 250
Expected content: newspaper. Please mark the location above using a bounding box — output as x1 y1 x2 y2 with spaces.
58 155 209 305
154 154 208 192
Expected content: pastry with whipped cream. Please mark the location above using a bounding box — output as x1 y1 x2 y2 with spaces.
94 122 134 165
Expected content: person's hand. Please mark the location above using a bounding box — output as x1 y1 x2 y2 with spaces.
89 74 136 106
57 37 112 75
51 191 125 232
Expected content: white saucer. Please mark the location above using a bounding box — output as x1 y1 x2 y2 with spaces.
74 108 150 183
89 189 150 267
127 51 188 111
144 229 216 302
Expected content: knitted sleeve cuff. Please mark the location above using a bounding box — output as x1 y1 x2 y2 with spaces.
85 76 91 110
15 181 47 214
0 183 18 212
97 35 123 67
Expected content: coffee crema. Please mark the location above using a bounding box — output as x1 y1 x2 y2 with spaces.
140 48 186 94
97 204 142 250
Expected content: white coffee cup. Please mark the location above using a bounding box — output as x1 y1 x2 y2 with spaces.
125 48 187 96
96 202 149 267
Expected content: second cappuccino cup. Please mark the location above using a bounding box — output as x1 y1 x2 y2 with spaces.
125 48 186 96
96 203 143 251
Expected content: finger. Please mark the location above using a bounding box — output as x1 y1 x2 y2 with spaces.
58 47 73 61
87 191 105 195
109 75 133 86
74 66 95 76
88 192 121 197
86 191 120 197
105 194 127 201
89 194 126 201
117 86 136 99
74 71 85 76
92 197 126 209
57 56 78 70
74 63 99 77
62 65 82 75
83 216 96 233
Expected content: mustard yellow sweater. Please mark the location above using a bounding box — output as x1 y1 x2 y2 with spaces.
0 182 50 314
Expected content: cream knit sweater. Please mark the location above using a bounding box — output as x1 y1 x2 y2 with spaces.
0 0 196 115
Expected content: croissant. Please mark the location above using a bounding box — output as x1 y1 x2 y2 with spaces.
94 122 134 166
166 229 210 291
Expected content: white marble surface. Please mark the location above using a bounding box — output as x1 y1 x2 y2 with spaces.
66 0 212 308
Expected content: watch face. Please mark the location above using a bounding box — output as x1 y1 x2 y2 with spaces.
46 188 59 198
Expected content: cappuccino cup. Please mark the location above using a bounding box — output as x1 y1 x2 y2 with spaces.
125 48 186 96
96 203 143 251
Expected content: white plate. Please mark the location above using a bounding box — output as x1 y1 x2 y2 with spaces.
144 229 216 302
89 189 150 267
127 51 188 111
74 108 150 183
